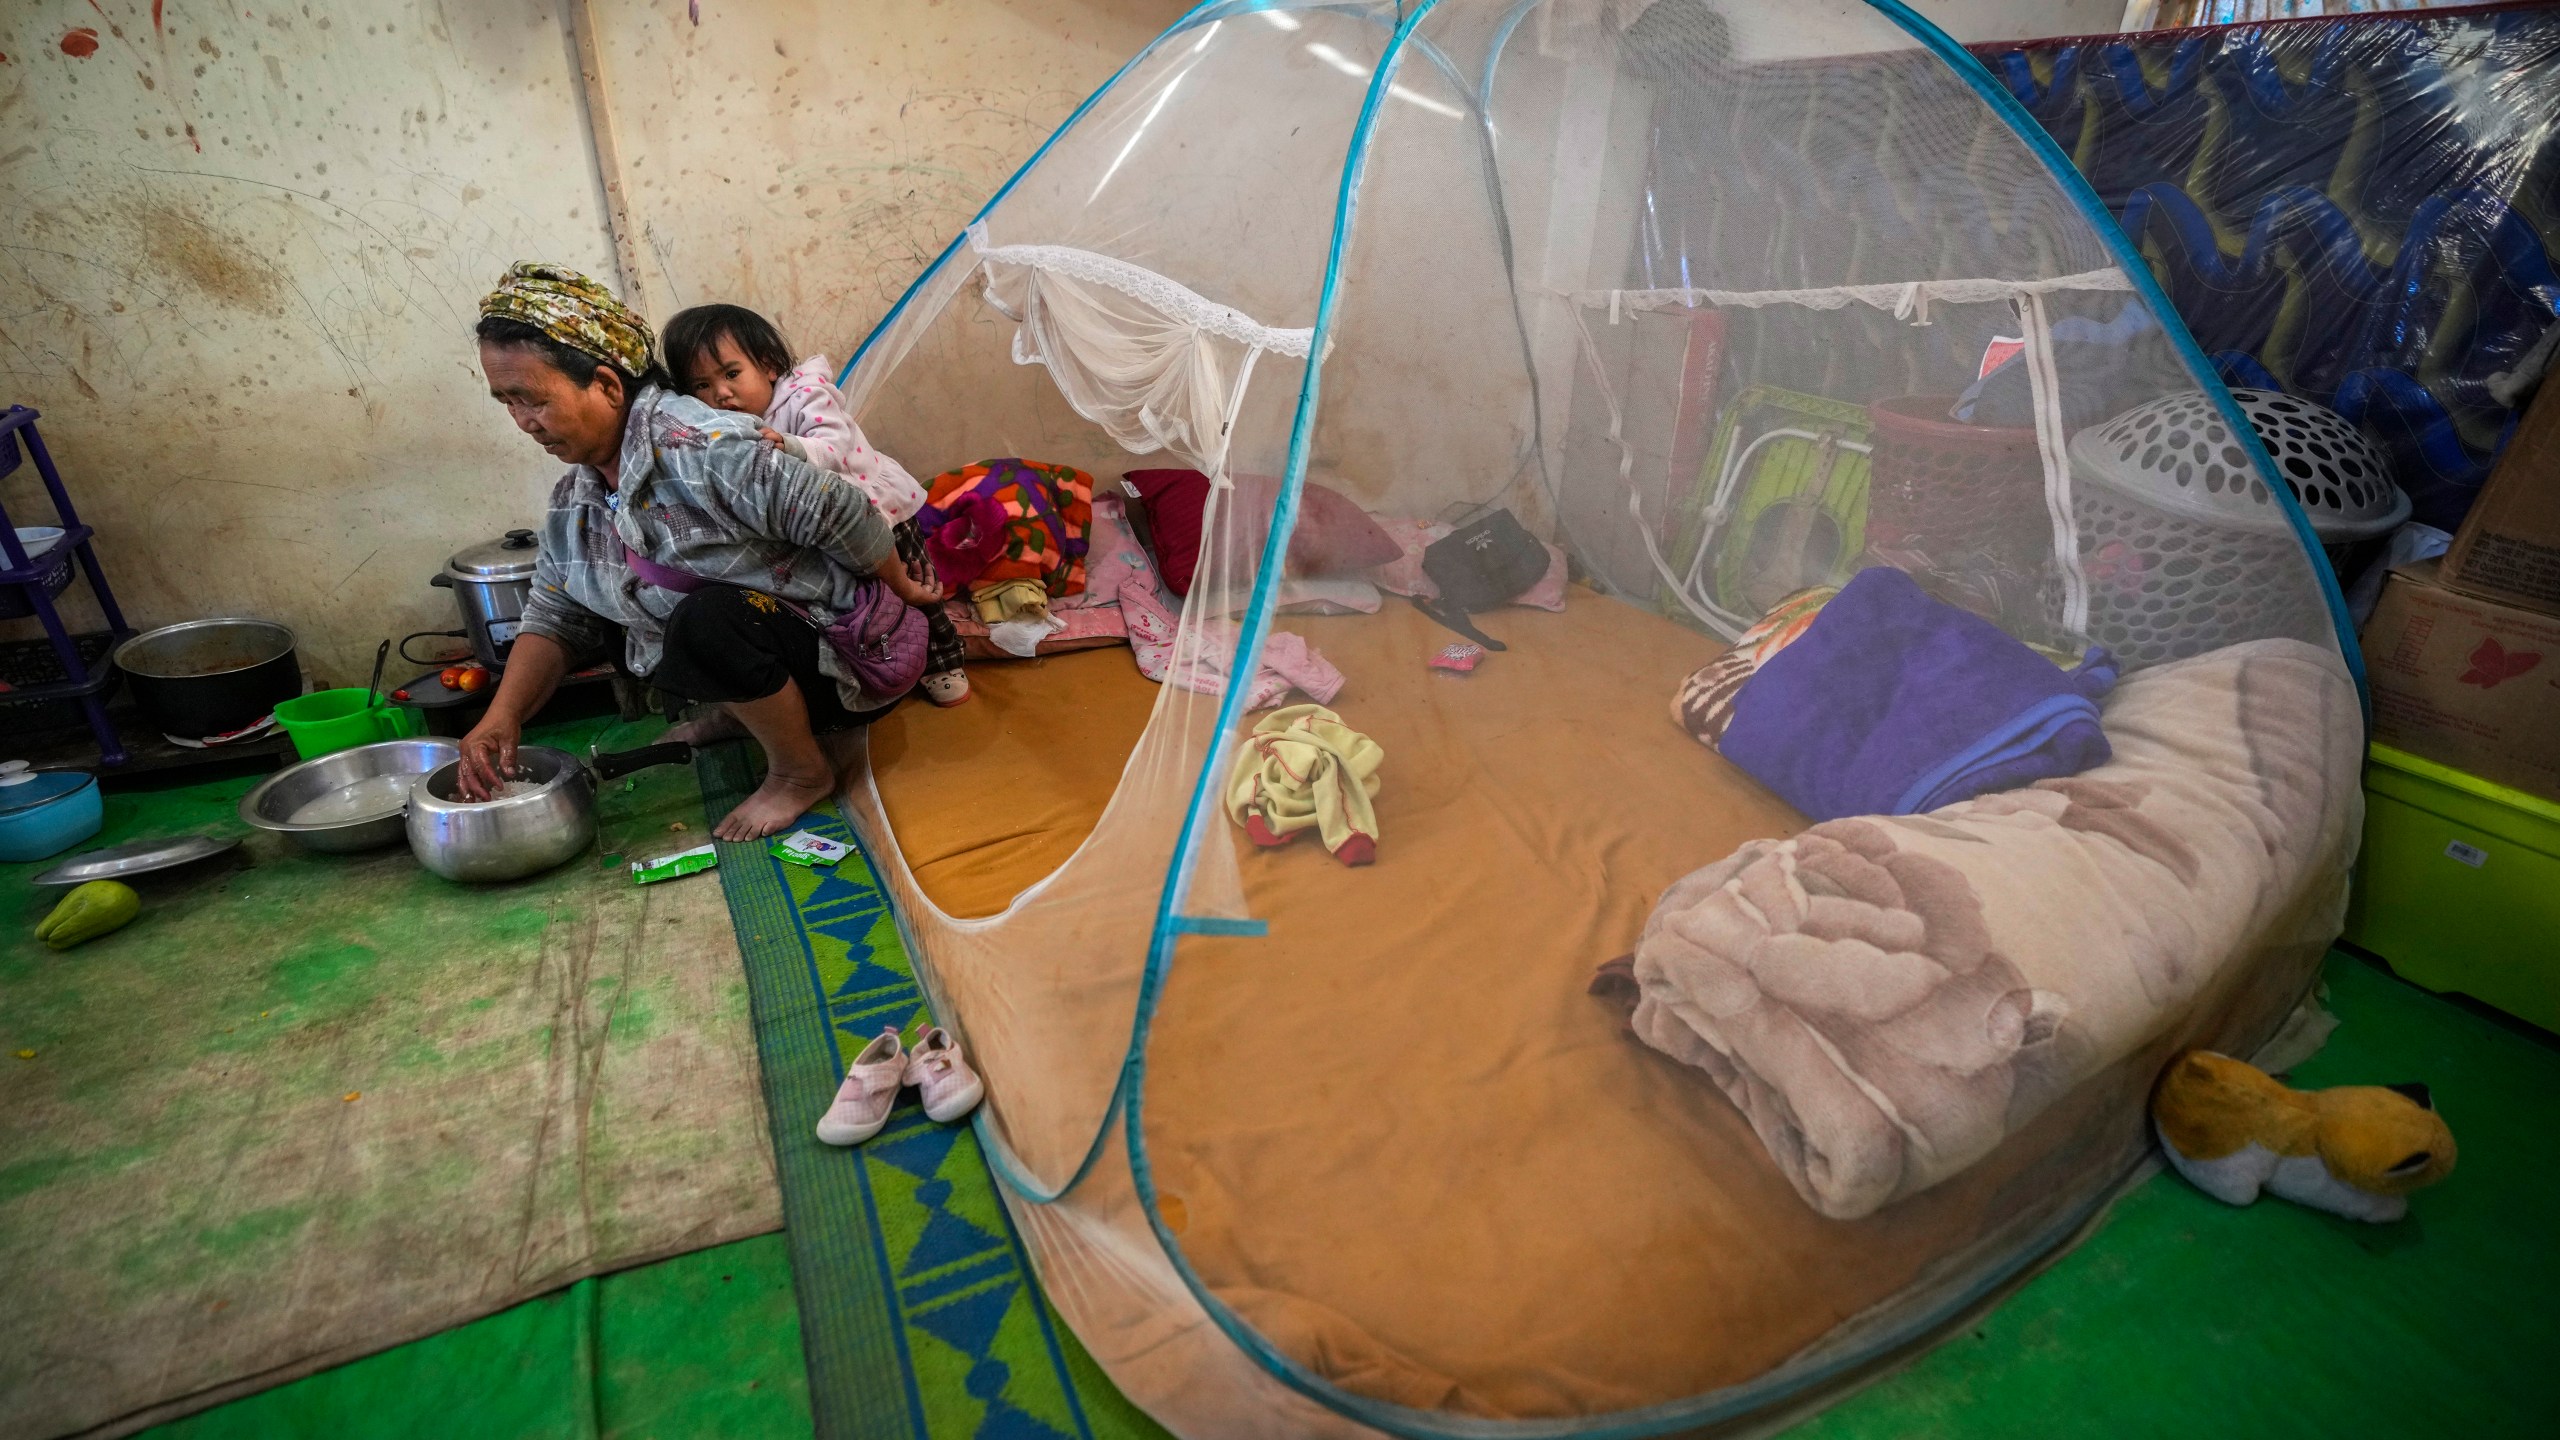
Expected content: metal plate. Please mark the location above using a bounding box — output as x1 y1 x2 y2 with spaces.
31 833 242 886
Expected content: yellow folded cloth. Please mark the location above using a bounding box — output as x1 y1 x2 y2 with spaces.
970 577 1052 625
1225 703 1383 865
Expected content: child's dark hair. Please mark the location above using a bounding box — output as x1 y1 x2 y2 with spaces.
661 304 795 388
473 315 672 393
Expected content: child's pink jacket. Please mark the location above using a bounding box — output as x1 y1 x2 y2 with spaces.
764 356 928 524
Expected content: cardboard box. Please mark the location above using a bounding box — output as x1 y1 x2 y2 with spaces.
2361 558 2560 804
2440 378 2560 617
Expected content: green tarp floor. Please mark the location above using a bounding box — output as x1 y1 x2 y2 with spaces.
145 1233 807 1440
142 947 2554 1439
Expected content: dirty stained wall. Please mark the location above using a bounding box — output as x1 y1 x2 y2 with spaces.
0 2 618 684
592 0 1185 379
0 0 1186 683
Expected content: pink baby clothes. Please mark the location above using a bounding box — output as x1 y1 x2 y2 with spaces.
1123 584 1345 711
1072 498 1150 610
763 356 929 524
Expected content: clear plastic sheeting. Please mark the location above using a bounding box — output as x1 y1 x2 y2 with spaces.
830 3 2365 1436
1983 4 2560 533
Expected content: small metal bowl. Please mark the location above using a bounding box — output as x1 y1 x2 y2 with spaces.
238 738 461 853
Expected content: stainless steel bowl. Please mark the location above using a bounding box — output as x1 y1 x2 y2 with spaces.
406 744 596 882
238 738 461 853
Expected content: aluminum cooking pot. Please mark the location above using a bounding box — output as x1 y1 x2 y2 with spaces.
431 528 540 669
406 740 692 882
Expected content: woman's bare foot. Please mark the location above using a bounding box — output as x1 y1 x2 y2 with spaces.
663 705 748 746
714 765 833 841
707 678 837 841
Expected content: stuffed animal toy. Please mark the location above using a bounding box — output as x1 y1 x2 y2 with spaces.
2152 1050 2456 1223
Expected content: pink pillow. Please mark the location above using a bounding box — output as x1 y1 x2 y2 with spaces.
1275 575 1385 615
1233 473 1404 578
1066 498 1146 610
1370 518 1452 598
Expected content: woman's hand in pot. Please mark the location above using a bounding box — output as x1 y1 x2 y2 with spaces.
457 633 569 798
458 715 522 800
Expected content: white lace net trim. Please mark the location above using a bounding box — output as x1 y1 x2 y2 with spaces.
962 225 1323 472
971 228 1316 358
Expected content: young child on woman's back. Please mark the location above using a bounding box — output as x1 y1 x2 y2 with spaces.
662 303 970 706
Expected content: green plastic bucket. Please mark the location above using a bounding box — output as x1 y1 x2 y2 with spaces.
274 687 424 760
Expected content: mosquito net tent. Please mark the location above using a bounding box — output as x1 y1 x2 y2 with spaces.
828 2 2369 1434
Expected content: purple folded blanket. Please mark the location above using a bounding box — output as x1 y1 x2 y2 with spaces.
1719 567 2117 822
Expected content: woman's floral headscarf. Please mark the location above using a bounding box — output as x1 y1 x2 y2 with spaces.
479 262 657 378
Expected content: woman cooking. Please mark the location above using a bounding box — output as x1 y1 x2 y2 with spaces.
459 262 941 840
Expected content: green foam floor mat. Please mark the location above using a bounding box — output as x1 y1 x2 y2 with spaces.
147 1233 807 1440
128 754 2554 1440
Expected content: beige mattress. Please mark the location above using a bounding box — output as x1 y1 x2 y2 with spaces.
869 592 2326 1421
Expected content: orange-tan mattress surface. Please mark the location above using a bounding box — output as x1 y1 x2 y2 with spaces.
866 645 1160 920
866 593 2270 1421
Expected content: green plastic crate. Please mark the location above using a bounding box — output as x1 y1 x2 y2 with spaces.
2346 743 2560 1035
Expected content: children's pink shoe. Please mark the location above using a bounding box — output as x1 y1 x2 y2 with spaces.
920 671 971 707
815 1029 906 1146
906 1027 984 1123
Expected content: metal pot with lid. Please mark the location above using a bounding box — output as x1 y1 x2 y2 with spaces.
432 528 540 669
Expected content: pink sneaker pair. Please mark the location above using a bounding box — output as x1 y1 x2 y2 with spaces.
814 1025 984 1146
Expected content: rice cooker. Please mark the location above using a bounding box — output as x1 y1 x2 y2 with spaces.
432 528 540 669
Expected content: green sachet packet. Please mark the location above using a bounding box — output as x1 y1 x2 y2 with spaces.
632 843 719 885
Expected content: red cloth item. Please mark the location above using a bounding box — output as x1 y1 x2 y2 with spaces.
1429 642 1486 673
1122 468 1212 596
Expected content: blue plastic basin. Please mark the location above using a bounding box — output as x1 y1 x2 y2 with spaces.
0 770 104 863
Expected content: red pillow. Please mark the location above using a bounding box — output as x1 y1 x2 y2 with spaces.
1233 473 1403 579
1122 468 1212 595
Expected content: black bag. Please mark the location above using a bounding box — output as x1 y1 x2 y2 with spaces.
1415 508 1548 651
1423 509 1548 612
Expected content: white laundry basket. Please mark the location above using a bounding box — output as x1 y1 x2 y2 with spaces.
2068 389 2392 666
